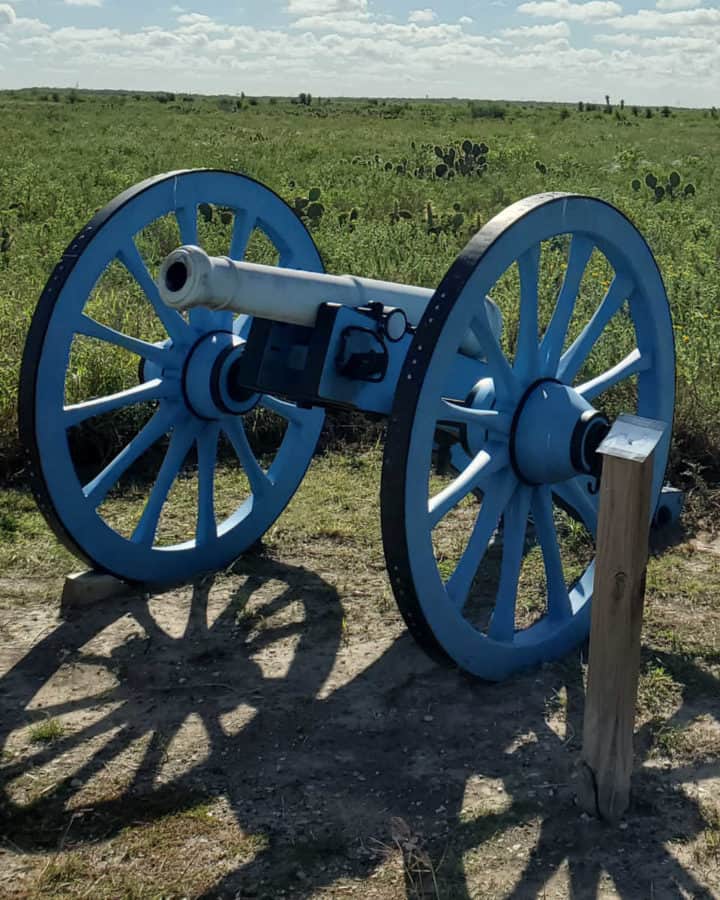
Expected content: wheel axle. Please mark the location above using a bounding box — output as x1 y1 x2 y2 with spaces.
509 379 610 486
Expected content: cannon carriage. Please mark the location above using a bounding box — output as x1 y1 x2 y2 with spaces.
19 169 676 680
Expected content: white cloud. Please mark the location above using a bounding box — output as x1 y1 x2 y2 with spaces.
286 0 367 14
596 30 719 47
502 20 571 37
459 15 473 24
408 8 437 23
177 13 212 24
0 0 718 106
605 6 720 28
518 0 622 21
0 3 15 25
289 15 470 40
64 0 103 6
656 0 700 8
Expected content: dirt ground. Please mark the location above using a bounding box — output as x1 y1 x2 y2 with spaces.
1 533 719 899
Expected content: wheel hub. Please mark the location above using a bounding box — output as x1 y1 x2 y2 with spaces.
509 378 609 485
181 330 258 420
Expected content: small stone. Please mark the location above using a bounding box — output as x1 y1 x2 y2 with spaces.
423 715 434 722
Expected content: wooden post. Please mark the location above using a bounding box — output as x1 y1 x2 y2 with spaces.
577 414 667 823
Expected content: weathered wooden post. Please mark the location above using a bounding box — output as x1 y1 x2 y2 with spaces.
577 414 668 822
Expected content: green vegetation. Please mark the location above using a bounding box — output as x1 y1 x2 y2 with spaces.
29 717 65 744
0 89 719 490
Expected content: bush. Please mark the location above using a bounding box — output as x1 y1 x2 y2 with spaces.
469 101 505 119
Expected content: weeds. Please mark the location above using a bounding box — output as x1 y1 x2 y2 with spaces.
29 718 65 744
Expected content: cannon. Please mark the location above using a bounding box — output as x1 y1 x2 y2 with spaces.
19 169 675 680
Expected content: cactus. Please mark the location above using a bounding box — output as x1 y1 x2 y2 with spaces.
308 187 321 202
198 202 213 223
0 224 12 260
684 183 696 196
631 179 641 191
435 163 448 178
535 161 547 175
669 171 680 189
645 173 657 189
307 202 324 218
339 207 359 229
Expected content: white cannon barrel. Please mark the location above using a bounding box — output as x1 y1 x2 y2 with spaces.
158 245 501 355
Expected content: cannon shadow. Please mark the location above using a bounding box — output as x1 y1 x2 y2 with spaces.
0 555 718 898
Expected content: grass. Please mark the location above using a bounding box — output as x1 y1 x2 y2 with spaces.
694 801 720 866
637 663 683 720
0 89 719 491
0 447 719 898
29 718 65 744
32 798 269 899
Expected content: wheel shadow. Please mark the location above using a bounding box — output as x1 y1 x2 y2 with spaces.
1 558 718 899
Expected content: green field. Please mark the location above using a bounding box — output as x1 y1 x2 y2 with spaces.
1 90 719 487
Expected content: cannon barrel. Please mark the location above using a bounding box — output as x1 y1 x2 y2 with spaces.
158 245 500 356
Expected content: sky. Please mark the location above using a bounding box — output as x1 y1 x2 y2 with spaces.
0 0 718 106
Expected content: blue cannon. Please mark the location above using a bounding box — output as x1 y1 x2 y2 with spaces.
19 170 675 680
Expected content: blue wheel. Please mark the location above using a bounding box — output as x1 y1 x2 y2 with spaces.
382 193 674 680
19 170 324 584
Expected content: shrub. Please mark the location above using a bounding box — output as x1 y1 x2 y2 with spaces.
469 101 505 119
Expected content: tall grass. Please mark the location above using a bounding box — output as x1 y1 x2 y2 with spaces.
1 90 719 483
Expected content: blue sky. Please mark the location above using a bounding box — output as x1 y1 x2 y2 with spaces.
0 1 718 105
